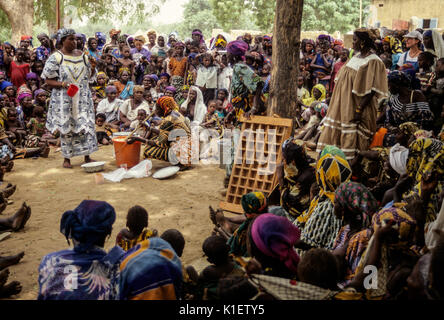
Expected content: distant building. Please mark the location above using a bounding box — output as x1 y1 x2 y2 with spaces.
370 0 444 30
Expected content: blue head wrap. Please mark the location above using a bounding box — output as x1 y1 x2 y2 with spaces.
60 200 116 253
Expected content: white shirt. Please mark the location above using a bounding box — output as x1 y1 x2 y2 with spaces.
195 65 219 89
218 66 233 90
119 100 150 122
96 98 123 123
397 50 418 67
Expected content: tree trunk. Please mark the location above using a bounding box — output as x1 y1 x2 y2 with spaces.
267 0 304 120
0 0 34 46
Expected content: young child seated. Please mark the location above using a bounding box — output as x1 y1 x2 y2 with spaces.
24 106 53 149
116 205 158 251
95 113 113 145
296 102 324 141
201 100 222 134
4 108 27 147
130 109 150 138
198 235 244 300
160 229 199 300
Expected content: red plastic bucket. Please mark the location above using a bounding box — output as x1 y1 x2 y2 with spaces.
113 136 141 169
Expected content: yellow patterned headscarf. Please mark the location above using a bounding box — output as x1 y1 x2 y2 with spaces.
297 152 352 224
406 137 444 183
302 84 326 106
241 192 267 218
399 122 419 137
383 36 403 54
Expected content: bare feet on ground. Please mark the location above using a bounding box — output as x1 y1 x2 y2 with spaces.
0 252 25 270
0 281 22 298
63 159 73 169
10 202 30 231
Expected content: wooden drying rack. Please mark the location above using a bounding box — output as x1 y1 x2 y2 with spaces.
219 115 293 214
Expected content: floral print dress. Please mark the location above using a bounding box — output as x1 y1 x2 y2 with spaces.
41 51 98 158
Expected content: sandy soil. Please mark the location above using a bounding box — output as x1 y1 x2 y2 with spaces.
0 145 231 300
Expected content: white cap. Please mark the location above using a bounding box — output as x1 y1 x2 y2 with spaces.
403 30 423 42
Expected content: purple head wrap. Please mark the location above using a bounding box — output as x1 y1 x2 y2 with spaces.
227 40 249 58
165 86 177 94
18 92 32 102
26 72 38 80
251 213 301 274
33 89 46 99
159 73 170 80
145 74 159 83
175 41 186 49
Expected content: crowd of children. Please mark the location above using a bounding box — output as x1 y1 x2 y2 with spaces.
0 25 444 300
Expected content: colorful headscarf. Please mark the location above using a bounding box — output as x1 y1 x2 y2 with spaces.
109 29 121 37
334 182 379 227
1 81 13 92
297 150 352 224
57 28 76 42
26 72 38 80
371 207 416 249
118 67 130 77
159 73 170 80
414 130 433 139
227 40 249 58
317 34 333 44
334 39 344 47
33 89 46 99
241 192 268 216
165 86 177 94
399 122 420 137
105 85 117 94
251 213 301 274
60 200 116 253
302 84 326 106
97 71 108 80
95 32 106 50
17 91 32 103
383 36 403 54
174 42 186 49
146 74 159 83
406 138 444 182
320 145 347 161
157 96 178 114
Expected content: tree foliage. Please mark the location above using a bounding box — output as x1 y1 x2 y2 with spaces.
178 0 220 40
303 0 371 34
211 0 371 33
0 0 166 41
34 0 165 26
209 0 261 32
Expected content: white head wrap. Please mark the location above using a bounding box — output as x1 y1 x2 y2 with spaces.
389 143 409 175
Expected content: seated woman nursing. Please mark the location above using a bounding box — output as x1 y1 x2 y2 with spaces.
127 96 193 170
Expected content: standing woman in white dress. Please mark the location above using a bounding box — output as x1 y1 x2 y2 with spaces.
42 29 98 168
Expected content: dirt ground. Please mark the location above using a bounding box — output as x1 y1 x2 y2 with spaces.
0 145 232 300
